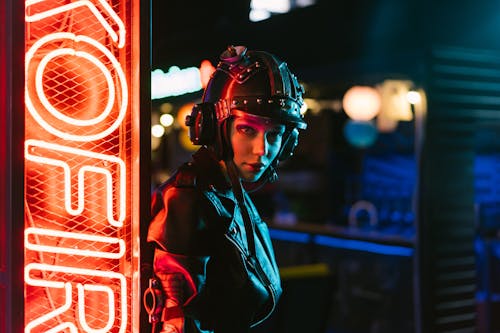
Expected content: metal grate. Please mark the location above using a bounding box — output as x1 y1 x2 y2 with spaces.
24 1 136 332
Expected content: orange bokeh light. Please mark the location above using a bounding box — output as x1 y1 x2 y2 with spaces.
199 59 215 89
176 102 195 131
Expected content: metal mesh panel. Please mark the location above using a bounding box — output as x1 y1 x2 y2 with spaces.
24 1 136 332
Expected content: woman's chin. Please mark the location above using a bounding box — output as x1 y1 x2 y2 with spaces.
242 176 259 183
241 172 263 183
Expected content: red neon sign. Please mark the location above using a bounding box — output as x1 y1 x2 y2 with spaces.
24 0 139 332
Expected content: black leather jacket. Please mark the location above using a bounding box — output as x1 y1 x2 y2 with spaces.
148 147 282 332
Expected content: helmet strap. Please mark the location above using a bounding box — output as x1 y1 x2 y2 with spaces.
211 117 233 160
226 159 245 202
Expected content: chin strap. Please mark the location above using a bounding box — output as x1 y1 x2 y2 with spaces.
223 151 279 194
241 161 279 193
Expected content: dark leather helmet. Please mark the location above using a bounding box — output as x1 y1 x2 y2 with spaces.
186 45 307 161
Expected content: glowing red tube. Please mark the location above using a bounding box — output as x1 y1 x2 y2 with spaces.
24 0 139 332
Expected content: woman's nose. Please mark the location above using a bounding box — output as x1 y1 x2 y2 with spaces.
253 132 268 156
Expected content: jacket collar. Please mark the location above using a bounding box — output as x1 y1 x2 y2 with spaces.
191 147 232 194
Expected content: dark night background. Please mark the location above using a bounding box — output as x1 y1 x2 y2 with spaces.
149 1 500 332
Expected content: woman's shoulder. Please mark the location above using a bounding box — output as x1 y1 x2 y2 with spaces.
153 161 200 198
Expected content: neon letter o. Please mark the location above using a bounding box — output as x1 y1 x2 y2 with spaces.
25 32 128 142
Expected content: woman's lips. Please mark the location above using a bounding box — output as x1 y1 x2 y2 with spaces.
246 163 265 172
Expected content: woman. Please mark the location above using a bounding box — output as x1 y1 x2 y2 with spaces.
146 45 307 333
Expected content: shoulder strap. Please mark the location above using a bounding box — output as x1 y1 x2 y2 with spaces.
203 191 232 219
174 162 197 188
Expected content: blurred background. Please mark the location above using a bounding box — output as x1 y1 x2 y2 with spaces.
149 1 500 332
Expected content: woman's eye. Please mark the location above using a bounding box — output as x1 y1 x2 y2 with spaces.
237 125 256 136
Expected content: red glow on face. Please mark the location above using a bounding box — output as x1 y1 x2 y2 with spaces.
24 1 138 332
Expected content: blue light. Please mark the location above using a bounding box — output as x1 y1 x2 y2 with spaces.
269 229 311 243
314 235 413 257
343 119 378 148
269 228 414 257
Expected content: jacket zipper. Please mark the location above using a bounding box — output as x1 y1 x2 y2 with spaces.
224 231 277 326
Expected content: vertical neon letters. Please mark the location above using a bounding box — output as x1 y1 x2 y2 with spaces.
24 0 134 332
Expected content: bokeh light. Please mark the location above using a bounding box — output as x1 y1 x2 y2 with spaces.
159 113 174 127
343 119 378 148
342 86 381 121
151 124 165 138
176 102 195 130
406 90 421 104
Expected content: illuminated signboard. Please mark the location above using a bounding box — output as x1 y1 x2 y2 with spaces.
24 0 140 332
151 60 215 99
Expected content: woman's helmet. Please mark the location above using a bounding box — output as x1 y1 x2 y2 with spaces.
186 45 307 163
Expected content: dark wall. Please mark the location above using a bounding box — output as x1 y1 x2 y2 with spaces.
152 0 423 73
152 0 500 77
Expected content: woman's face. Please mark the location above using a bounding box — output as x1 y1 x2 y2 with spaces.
230 115 286 182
